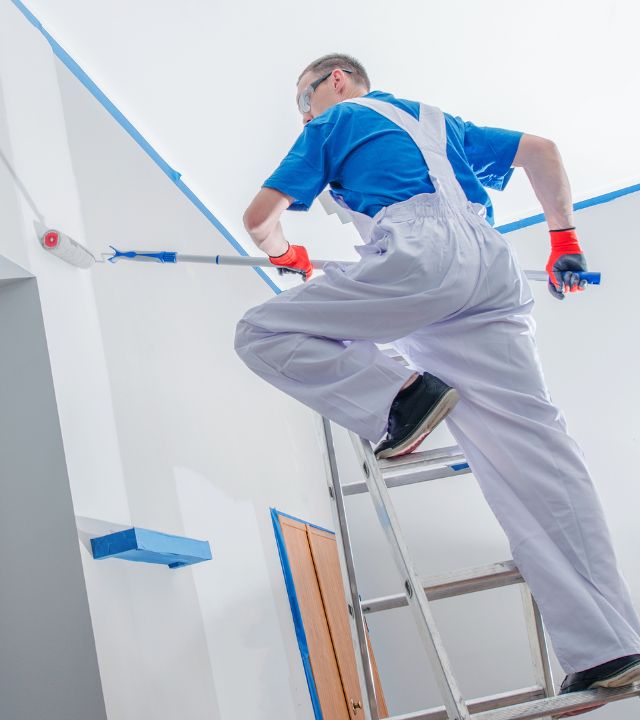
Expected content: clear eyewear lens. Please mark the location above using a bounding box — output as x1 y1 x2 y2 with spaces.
298 88 312 114
297 69 351 115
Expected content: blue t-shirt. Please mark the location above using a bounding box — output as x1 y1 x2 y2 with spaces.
263 90 522 226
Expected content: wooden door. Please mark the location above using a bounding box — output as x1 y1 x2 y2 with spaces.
277 513 388 718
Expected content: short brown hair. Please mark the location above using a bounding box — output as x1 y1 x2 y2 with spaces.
298 53 371 91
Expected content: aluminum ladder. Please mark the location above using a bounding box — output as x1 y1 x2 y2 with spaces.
318 416 640 720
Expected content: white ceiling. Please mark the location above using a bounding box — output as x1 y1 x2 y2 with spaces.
16 0 640 267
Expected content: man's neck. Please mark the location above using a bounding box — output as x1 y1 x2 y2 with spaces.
341 87 369 102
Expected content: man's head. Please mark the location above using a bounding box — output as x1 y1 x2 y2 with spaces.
296 54 370 124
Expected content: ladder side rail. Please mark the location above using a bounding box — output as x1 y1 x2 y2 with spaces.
317 416 382 720
350 431 471 720
519 586 555 708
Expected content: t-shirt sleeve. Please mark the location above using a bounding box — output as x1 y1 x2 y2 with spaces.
460 119 523 191
262 119 335 211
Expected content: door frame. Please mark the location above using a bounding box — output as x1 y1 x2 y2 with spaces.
271 507 337 719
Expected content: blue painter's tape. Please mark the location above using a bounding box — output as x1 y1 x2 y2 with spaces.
91 527 212 569
273 508 335 536
450 462 470 472
496 213 546 235
270 508 323 720
497 182 640 235
9 0 281 296
572 183 640 212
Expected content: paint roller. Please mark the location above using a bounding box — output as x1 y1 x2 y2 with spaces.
39 229 98 269
38 228 602 285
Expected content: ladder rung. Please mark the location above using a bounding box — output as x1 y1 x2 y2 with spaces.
474 682 640 720
378 445 464 472
342 452 471 497
387 686 545 720
362 561 523 613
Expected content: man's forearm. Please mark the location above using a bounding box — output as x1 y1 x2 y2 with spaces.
243 187 292 256
247 220 289 257
513 135 574 230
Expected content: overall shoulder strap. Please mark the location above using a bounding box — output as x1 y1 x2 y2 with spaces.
343 97 467 207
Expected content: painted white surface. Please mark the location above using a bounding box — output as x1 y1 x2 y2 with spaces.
0 6 331 719
2 2 639 719
53 50 333 717
0 1 130 525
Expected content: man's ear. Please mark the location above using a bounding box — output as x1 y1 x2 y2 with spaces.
333 69 346 93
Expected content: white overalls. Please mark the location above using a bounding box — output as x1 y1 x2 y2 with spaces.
235 97 640 672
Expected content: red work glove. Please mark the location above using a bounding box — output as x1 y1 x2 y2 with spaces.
269 243 313 281
546 228 588 300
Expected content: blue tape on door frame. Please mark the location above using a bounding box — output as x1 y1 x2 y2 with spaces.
270 508 324 719
9 0 281 295
273 508 335 536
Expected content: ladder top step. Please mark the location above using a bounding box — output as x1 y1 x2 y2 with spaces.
377 445 464 472
387 685 545 720
474 682 640 720
343 445 471 496
386 683 640 720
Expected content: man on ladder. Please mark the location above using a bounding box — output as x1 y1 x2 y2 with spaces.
234 53 640 706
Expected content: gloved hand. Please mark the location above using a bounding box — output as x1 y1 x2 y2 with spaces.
269 243 313 281
546 227 588 300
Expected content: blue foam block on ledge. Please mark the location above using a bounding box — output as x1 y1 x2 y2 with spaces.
91 527 212 569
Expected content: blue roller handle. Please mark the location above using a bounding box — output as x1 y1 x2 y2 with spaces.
107 246 178 263
529 269 601 285
577 272 600 285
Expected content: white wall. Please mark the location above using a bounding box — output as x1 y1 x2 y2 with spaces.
0 5 334 719
56 56 337 720
0 265 108 720
0 5 131 526
3 2 640 719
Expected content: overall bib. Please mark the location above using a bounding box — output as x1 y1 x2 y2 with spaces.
235 97 640 672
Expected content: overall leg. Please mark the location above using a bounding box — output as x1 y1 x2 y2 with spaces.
235 209 479 441
397 233 640 673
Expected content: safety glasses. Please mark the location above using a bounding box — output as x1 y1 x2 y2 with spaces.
297 68 353 114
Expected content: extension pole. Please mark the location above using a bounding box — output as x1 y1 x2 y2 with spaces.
107 249 602 285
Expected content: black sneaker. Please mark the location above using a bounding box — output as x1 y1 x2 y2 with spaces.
374 372 459 460
556 654 640 717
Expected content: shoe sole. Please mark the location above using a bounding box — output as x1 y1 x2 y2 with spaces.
590 662 640 689
554 663 640 717
375 389 459 460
